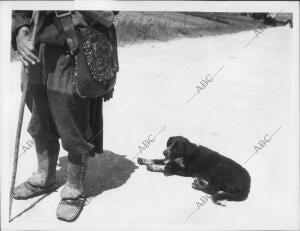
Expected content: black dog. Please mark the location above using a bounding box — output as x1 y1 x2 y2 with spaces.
138 136 251 206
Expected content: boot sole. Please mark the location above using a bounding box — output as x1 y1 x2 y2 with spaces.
13 183 59 200
56 197 86 222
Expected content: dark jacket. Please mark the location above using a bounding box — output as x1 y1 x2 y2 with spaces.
12 11 119 50
12 10 119 154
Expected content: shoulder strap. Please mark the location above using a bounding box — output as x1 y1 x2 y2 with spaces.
55 11 78 55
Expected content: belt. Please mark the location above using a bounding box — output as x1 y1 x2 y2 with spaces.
55 11 78 55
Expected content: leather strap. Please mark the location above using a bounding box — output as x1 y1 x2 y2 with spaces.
55 11 78 55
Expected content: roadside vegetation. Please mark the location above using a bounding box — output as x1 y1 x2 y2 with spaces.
11 12 292 60
115 12 292 46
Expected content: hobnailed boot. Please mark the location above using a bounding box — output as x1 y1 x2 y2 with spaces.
13 139 60 200
56 153 88 222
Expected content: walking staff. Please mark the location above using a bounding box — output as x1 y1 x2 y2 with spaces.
9 11 40 222
10 10 119 222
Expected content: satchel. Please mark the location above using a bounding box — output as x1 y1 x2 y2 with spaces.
73 27 118 98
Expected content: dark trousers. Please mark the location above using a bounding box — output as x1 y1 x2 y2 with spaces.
27 85 95 164
25 43 103 164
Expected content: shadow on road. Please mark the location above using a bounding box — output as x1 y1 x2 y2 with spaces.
56 150 138 197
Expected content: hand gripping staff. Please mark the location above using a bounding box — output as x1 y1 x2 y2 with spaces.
9 11 40 222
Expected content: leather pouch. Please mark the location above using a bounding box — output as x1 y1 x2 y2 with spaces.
73 27 118 98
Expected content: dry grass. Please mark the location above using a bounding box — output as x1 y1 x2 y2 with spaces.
115 12 267 46
11 11 275 60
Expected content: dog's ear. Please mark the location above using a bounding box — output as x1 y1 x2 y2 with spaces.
185 142 197 158
182 136 190 143
174 158 185 168
167 137 176 147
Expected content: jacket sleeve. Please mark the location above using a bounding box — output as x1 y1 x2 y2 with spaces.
11 11 33 50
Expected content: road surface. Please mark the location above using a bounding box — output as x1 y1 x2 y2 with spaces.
2 24 298 230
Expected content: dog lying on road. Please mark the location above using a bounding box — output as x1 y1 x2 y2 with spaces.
138 136 251 206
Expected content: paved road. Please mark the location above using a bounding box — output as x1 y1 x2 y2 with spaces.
3 24 298 230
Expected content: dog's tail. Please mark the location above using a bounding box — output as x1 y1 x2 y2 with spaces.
212 189 249 202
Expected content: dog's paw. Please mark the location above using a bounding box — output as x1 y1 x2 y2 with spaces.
192 181 205 190
197 178 209 186
192 182 198 190
192 178 209 190
146 164 165 172
137 158 147 165
212 200 226 207
146 164 156 171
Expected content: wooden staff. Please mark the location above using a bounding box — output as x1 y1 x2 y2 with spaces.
9 11 40 222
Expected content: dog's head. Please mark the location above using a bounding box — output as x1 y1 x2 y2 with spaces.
163 136 195 165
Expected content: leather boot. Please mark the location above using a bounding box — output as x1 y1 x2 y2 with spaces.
13 139 60 200
56 153 88 222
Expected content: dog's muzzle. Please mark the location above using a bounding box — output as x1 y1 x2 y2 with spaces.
163 149 170 159
164 141 175 160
